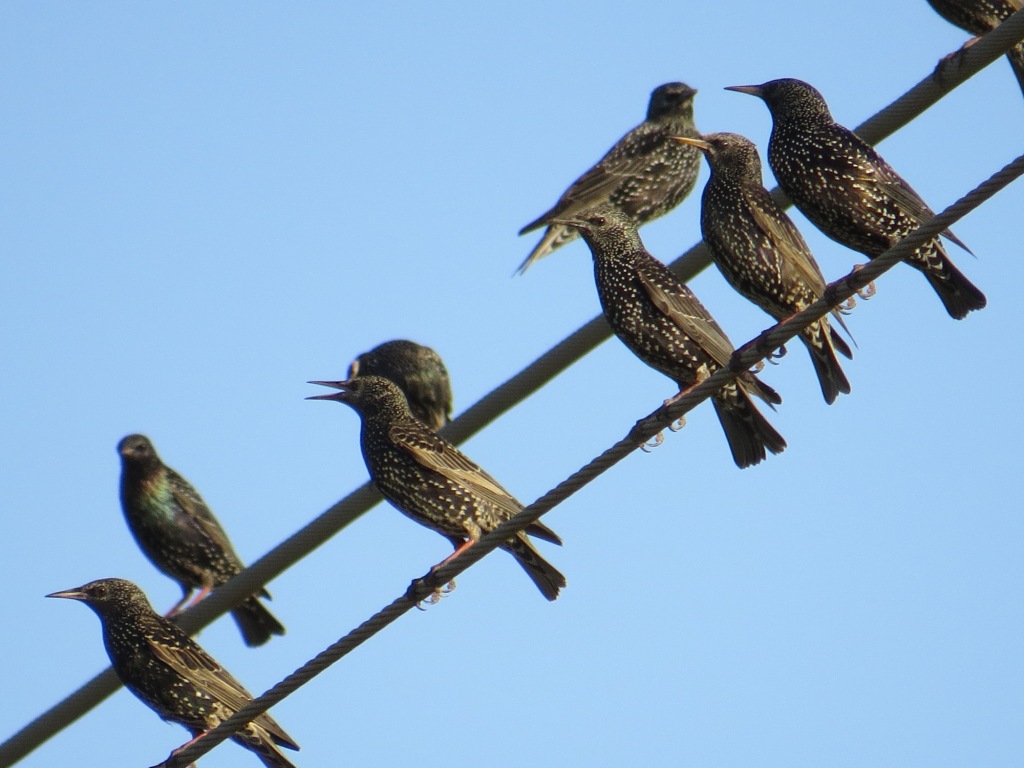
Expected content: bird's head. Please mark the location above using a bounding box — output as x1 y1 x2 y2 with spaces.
725 79 833 123
551 205 642 255
307 375 413 420
673 132 763 182
117 434 159 467
647 82 698 121
47 577 152 618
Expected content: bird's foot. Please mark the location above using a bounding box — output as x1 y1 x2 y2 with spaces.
668 416 686 432
849 264 875 300
765 343 787 364
838 296 856 314
412 580 457 610
424 580 456 606
932 38 980 85
641 431 666 452
857 281 876 300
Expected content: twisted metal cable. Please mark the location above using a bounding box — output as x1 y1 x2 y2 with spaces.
2 15 1022 766
165 152 1024 768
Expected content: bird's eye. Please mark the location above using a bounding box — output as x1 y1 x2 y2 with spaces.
591 215 606 226
91 583 107 598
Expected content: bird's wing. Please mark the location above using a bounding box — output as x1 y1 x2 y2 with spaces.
519 126 663 233
636 261 736 369
389 423 522 513
147 627 295 745
875 167 972 253
748 189 828 296
167 470 239 555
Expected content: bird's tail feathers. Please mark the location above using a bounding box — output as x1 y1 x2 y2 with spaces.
713 386 787 469
803 320 852 405
232 597 286 648
504 533 566 601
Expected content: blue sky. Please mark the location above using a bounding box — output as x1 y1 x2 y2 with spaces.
2 3 1022 767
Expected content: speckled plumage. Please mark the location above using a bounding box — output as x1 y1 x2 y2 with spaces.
47 578 299 768
308 376 565 600
558 206 786 469
118 434 284 647
348 339 453 430
517 82 701 273
678 132 853 404
927 0 1024 96
728 78 986 319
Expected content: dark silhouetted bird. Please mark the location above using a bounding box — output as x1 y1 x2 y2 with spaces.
727 78 985 320
926 0 1024 96
47 578 299 768
676 132 854 404
557 206 786 468
348 339 453 430
517 82 701 273
118 434 284 647
307 376 565 600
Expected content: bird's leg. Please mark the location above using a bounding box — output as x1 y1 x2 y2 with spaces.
164 589 195 618
182 586 212 612
410 540 475 607
152 730 207 767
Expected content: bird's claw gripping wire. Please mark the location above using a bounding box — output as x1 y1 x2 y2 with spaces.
641 431 666 452
765 343 787 364
850 263 876 300
423 581 456 606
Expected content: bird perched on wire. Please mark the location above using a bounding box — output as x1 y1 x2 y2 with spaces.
307 375 565 600
556 205 786 469
727 78 986 320
926 0 1024 97
48 578 300 768
118 434 284 647
517 82 701 273
675 132 854 404
348 339 453 430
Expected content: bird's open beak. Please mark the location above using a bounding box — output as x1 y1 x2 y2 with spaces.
671 136 712 152
46 587 87 601
306 380 352 402
724 84 763 97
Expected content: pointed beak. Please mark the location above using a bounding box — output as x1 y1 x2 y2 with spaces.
550 216 587 231
306 379 351 402
725 84 763 98
47 587 87 601
671 136 712 153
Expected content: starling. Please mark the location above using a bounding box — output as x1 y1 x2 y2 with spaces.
307 375 565 600
118 434 284 647
556 206 786 469
727 78 986 319
926 0 1024 97
47 578 299 768
676 132 854 404
348 339 453 430
517 82 701 273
